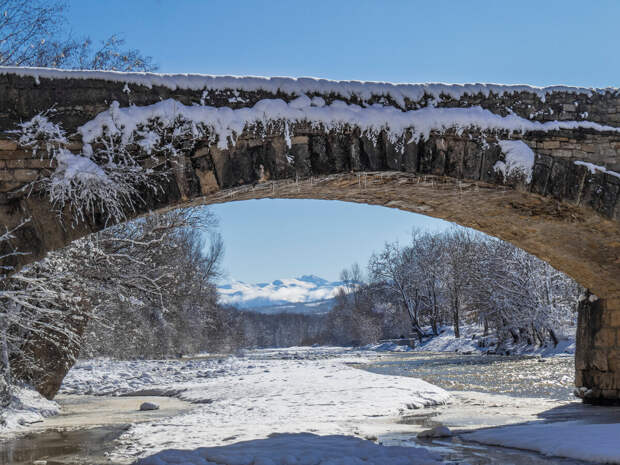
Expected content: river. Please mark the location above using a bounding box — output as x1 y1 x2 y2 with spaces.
1 350 617 465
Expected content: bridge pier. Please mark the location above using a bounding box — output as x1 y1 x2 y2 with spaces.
576 294 620 404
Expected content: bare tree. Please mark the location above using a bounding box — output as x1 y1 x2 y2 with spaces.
368 241 426 338
339 228 579 351
78 208 225 359
0 0 155 70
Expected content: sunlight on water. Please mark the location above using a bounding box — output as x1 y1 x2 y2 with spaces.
358 352 575 399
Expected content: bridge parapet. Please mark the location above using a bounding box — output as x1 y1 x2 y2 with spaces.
0 67 619 129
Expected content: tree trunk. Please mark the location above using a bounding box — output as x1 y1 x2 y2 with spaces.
548 328 559 347
431 289 439 336
453 295 460 338
1 314 10 385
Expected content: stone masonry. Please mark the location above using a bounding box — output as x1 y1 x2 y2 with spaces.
0 69 619 402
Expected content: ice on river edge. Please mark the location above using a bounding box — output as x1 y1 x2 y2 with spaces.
55 347 449 462
464 421 620 464
0 385 59 431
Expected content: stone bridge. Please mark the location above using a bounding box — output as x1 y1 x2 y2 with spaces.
0 67 619 402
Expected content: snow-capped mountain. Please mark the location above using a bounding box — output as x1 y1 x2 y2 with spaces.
218 275 345 314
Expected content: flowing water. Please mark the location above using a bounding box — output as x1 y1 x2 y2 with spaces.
358 352 575 400
0 395 192 465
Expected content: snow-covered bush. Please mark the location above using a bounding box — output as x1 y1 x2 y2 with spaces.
16 113 175 224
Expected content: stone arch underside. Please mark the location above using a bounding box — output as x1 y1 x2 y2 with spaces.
0 68 619 402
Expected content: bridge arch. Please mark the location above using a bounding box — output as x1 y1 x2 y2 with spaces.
0 68 619 402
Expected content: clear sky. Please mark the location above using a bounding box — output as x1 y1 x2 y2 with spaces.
210 200 449 282
65 0 618 282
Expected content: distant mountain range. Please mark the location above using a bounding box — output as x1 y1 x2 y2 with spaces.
218 275 345 315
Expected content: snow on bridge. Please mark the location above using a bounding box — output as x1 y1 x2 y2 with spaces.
0 67 619 403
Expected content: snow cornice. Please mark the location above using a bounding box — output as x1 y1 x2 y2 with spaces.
1 66 617 108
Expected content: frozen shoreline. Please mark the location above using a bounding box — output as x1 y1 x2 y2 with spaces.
365 324 576 358
464 421 620 464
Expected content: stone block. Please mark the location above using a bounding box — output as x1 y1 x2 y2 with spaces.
594 371 616 390
575 369 584 386
191 146 209 159
65 141 83 151
594 328 616 348
592 350 609 371
0 140 17 150
608 350 620 371
0 150 36 160
0 181 23 192
12 169 39 182
603 310 620 327
576 353 587 370
5 159 54 169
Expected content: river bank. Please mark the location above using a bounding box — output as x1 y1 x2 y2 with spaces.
365 324 576 358
1 395 191 465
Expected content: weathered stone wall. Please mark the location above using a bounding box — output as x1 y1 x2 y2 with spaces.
576 295 620 403
0 70 619 402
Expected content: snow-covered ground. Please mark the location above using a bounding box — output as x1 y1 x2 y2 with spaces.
365 324 576 357
7 345 620 465
57 347 450 463
59 355 250 397
0 385 59 431
136 433 443 465
464 421 620 464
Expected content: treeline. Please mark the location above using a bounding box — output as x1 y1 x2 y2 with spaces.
217 229 582 353
323 228 581 350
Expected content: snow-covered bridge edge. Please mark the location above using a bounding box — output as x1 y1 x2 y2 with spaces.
0 67 619 403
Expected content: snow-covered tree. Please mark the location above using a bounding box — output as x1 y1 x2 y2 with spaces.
342 228 580 350
0 0 155 70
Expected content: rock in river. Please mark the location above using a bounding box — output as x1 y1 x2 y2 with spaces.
139 402 160 411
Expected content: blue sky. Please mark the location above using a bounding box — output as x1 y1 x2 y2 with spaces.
210 200 448 282
66 1 618 282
